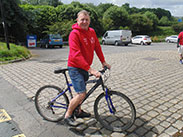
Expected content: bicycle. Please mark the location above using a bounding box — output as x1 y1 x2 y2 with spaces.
35 67 136 132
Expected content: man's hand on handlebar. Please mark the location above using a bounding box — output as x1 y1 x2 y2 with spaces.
102 62 111 70
88 62 111 78
88 68 101 78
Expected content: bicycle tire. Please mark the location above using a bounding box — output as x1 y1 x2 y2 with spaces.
94 90 136 132
35 85 69 122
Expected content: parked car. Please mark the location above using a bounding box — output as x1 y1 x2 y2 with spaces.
102 30 132 46
40 34 63 48
165 35 178 43
131 35 152 45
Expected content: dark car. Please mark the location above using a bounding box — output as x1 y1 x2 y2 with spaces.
40 34 63 48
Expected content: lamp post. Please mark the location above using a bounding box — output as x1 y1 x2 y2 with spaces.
0 0 10 50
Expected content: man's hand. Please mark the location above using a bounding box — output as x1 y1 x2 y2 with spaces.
177 44 180 48
102 62 111 70
88 68 101 78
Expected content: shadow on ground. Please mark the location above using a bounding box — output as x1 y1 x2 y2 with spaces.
57 116 158 137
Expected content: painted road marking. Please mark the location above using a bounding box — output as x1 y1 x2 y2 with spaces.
0 109 11 122
12 134 26 137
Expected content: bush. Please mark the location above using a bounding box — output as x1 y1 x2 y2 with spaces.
0 42 31 62
172 22 183 33
150 26 176 36
151 36 166 42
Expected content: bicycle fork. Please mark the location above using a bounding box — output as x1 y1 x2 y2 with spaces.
105 88 116 114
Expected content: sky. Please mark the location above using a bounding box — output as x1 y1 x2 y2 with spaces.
61 0 183 17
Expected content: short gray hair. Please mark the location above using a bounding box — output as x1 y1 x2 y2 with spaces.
77 10 90 18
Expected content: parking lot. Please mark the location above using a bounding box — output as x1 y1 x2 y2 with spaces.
0 42 183 137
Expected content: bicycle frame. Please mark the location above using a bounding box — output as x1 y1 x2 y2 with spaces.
50 68 116 114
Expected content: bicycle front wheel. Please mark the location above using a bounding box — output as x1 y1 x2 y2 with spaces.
35 85 69 122
94 90 136 132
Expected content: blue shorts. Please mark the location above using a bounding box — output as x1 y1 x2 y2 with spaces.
68 67 89 93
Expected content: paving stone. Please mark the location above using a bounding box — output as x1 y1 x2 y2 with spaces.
144 131 157 137
90 134 103 137
83 126 98 134
158 133 170 137
150 118 161 126
127 133 139 137
165 126 178 136
111 132 125 137
161 111 172 117
173 120 183 130
160 121 171 128
152 125 165 134
171 113 181 120
147 110 159 118
134 118 144 126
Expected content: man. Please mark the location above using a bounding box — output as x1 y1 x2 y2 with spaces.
64 10 111 126
177 31 183 64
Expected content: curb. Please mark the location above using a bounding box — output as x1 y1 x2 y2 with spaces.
0 55 31 65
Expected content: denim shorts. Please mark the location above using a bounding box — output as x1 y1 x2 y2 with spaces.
68 67 89 93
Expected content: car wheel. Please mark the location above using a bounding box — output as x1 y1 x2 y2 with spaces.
140 41 144 45
60 45 63 48
45 44 49 48
167 40 170 43
102 41 105 45
115 41 119 46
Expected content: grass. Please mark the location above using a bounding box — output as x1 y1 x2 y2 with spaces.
0 42 31 62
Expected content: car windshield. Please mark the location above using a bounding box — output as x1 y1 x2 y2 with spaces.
51 34 61 39
144 36 149 38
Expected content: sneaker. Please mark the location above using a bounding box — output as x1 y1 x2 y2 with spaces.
75 110 91 118
180 60 183 64
64 116 78 127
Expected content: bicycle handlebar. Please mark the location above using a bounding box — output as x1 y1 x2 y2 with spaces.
99 66 108 74
89 66 109 77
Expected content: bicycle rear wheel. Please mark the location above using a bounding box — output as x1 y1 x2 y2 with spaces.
94 90 136 132
35 85 69 122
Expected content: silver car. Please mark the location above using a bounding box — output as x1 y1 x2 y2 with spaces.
165 35 178 43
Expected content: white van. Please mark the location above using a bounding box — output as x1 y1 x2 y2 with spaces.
102 30 132 46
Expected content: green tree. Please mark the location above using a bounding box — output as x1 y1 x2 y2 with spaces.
21 4 57 39
103 6 129 30
159 16 171 26
144 11 159 30
152 8 171 20
96 3 114 17
20 0 62 6
0 0 28 42
44 20 74 41
129 13 153 35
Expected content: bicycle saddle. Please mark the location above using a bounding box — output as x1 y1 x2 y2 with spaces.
54 68 68 74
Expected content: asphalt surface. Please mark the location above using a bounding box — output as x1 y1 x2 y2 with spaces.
0 43 183 137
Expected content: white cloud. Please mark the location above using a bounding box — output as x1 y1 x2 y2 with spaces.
60 0 183 16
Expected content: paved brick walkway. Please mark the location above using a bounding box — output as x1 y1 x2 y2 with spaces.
0 49 183 137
